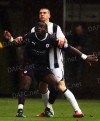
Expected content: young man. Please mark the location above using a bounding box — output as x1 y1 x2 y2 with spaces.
4 21 98 119
4 22 66 117
8 8 86 118
31 8 84 118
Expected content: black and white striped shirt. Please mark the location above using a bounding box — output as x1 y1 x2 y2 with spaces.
31 22 65 69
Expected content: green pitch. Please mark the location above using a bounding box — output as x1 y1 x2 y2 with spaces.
0 98 100 121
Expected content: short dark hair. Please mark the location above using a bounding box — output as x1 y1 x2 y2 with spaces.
39 8 50 14
35 21 47 30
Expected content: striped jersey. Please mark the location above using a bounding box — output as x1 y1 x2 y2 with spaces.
31 22 65 69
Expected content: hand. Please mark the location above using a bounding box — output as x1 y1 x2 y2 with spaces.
4 30 12 40
15 36 23 43
86 55 98 65
58 38 65 48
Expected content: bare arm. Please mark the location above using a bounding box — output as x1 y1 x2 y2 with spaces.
57 25 67 48
4 30 23 43
69 46 83 56
62 44 98 63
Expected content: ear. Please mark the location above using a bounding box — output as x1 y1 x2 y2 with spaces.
48 12 51 19
49 14 51 19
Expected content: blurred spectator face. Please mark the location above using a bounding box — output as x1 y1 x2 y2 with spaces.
75 25 84 36
39 9 51 22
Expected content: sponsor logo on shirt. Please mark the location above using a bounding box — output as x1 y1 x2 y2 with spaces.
32 49 46 55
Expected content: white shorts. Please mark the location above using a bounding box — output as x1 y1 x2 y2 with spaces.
51 68 64 82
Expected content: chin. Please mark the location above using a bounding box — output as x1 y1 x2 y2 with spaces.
36 33 41 35
40 18 45 21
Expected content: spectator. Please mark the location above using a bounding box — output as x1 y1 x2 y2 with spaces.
65 24 90 98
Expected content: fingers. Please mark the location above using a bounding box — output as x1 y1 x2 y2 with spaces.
15 36 23 43
89 63 91 66
94 57 98 61
4 30 8 34
92 55 98 61
89 55 98 61
3 30 11 40
87 62 91 66
58 38 65 48
4 30 7 36
4 30 10 35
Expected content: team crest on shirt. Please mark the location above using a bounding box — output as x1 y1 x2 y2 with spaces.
46 44 50 48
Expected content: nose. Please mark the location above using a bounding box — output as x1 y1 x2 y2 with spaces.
38 27 41 30
40 13 44 16
37 27 42 32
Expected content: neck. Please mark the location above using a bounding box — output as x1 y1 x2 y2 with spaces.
44 20 50 25
36 33 46 40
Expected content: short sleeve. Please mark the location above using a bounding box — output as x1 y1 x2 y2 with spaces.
56 26 65 39
31 27 35 33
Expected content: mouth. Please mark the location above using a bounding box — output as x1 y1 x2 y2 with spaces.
36 31 42 35
41 16 44 19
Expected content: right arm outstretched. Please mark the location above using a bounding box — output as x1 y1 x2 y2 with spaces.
4 30 23 43
3 31 32 46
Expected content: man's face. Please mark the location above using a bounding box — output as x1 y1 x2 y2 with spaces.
35 24 47 36
75 26 83 36
39 9 50 22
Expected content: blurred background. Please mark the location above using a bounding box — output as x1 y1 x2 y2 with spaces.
0 0 100 99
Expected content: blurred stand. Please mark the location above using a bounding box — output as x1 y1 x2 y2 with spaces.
0 0 100 98
65 24 90 98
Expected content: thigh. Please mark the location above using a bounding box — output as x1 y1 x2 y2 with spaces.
51 68 64 82
43 73 58 86
39 82 48 93
19 64 35 89
19 75 32 90
36 67 58 86
35 67 53 81
57 80 67 92
20 63 35 81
